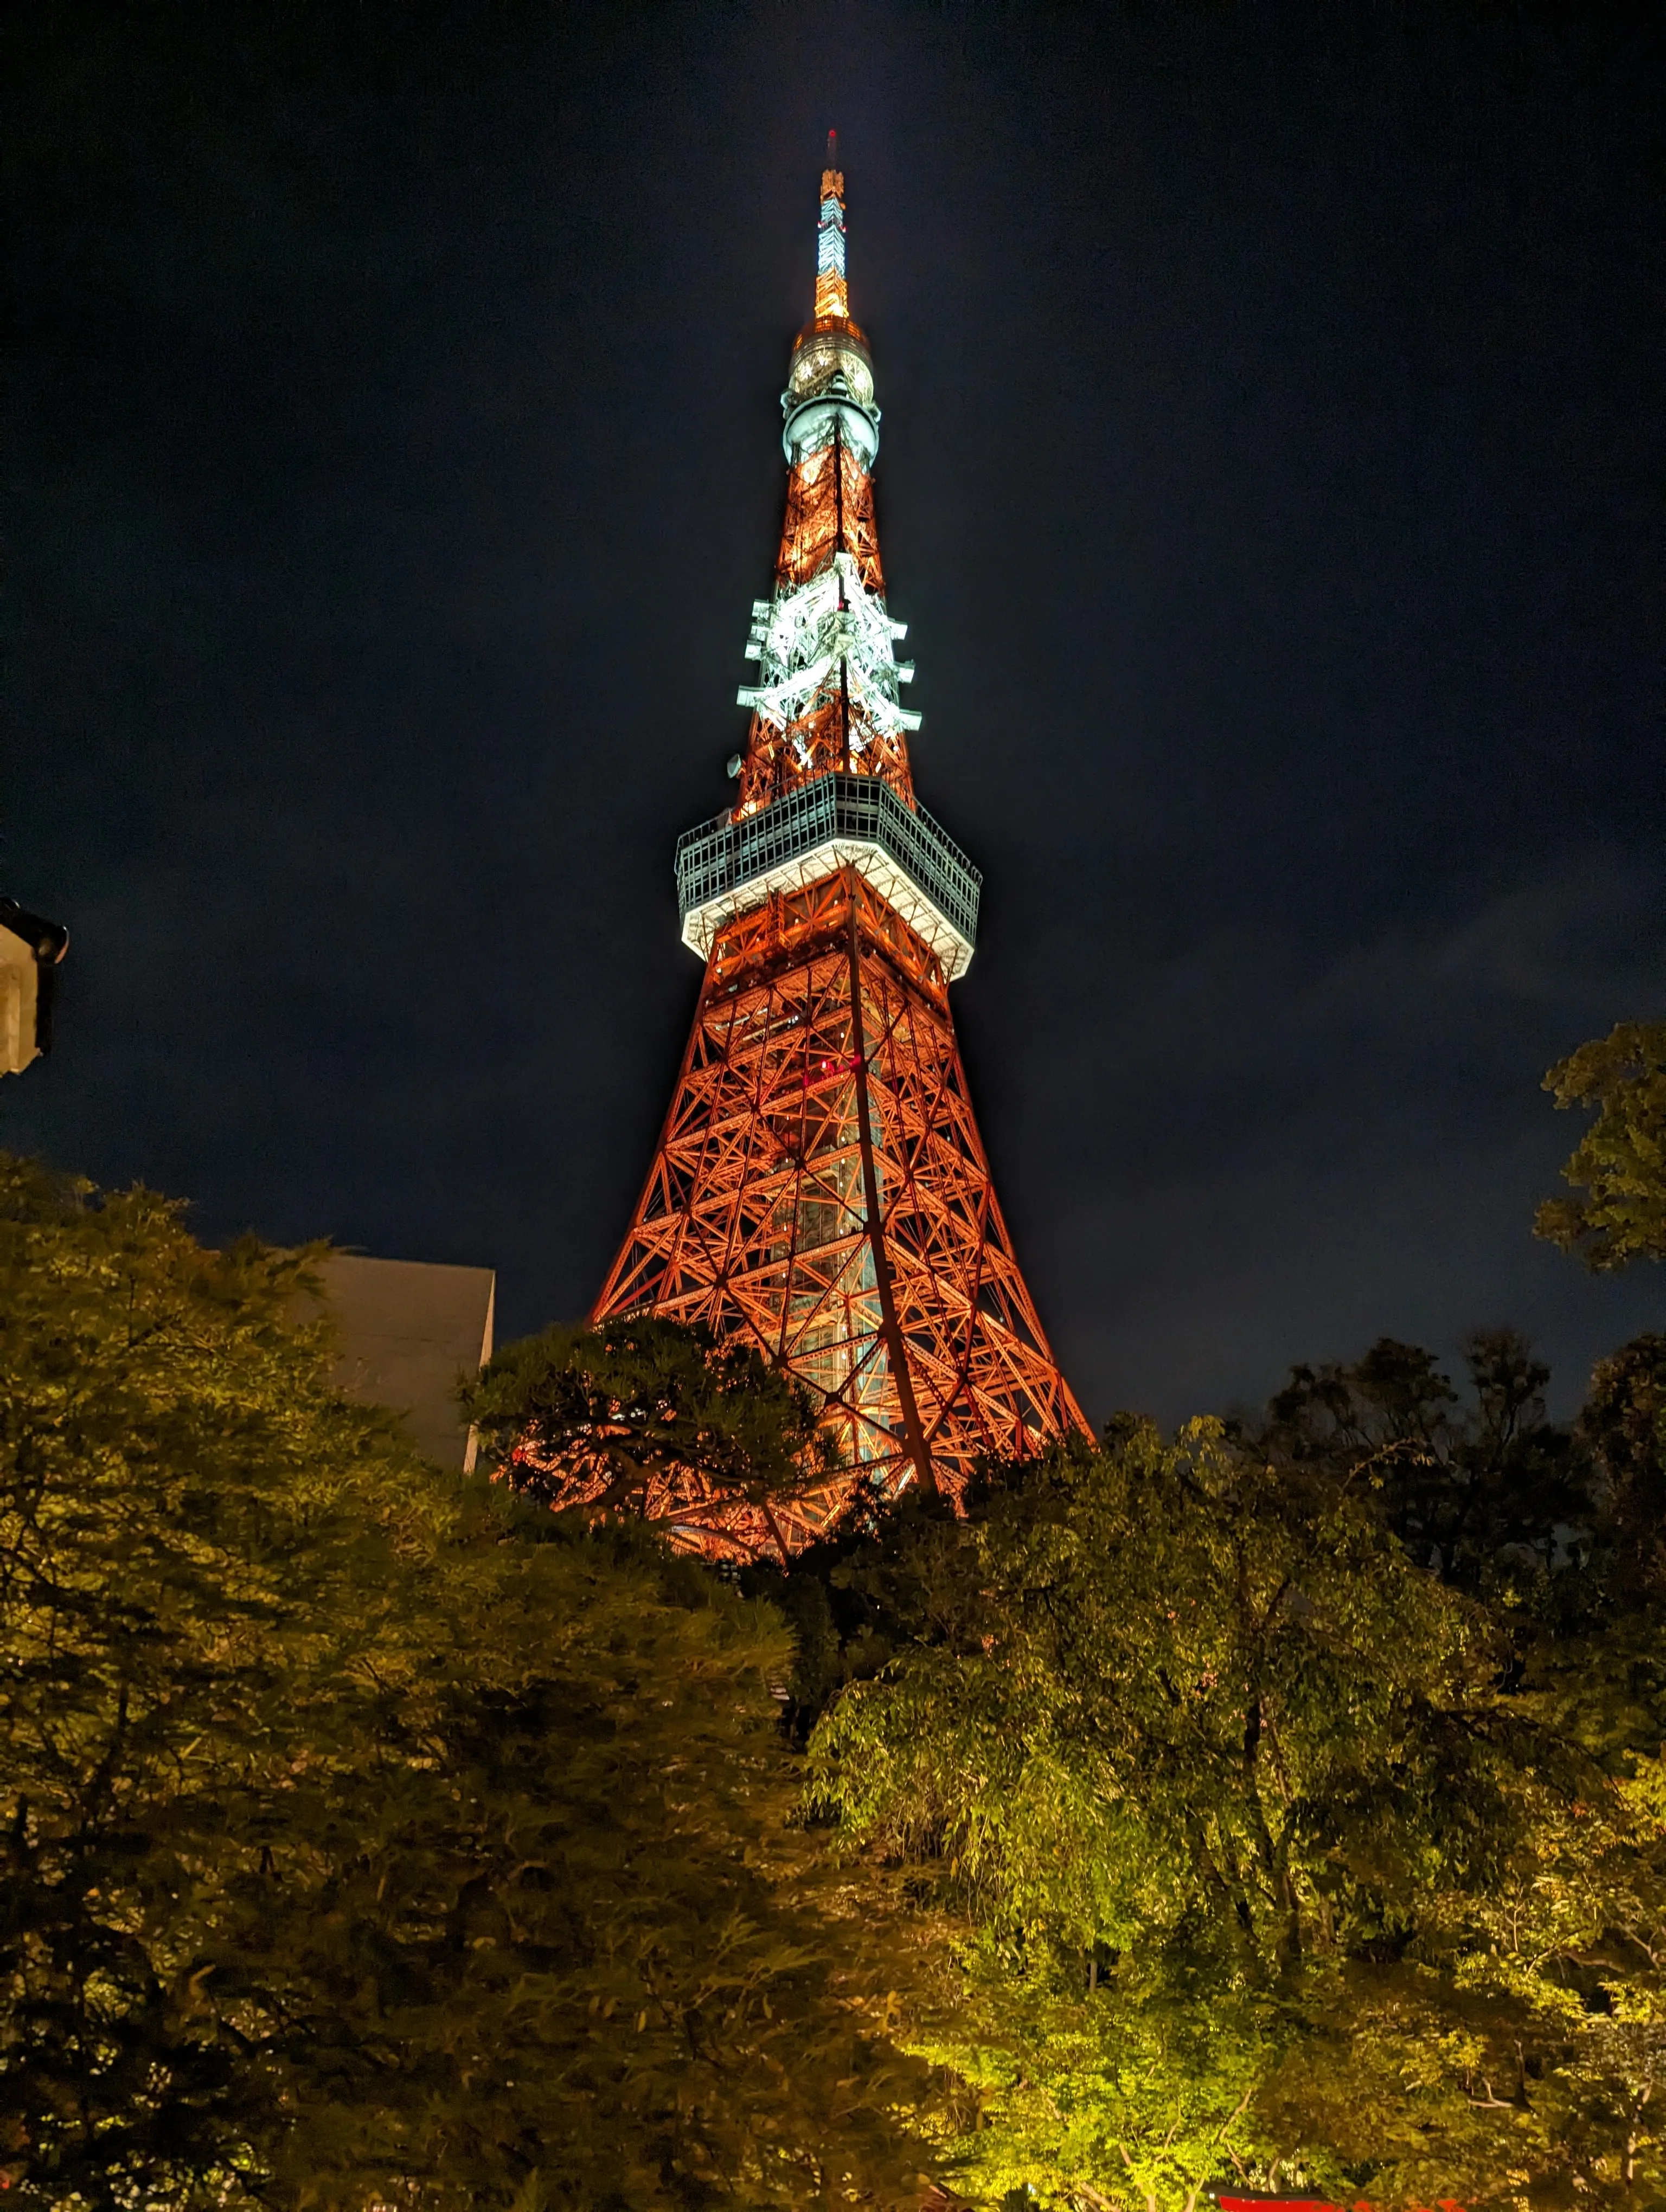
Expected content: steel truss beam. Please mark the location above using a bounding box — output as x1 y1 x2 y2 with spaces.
593 870 1086 1551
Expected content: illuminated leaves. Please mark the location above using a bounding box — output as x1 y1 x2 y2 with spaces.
0 1160 940 2210
1536 1019 1666 1270
807 1420 1666 2203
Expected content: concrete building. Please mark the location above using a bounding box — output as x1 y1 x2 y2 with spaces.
0 898 68 1077
318 1253 496 1471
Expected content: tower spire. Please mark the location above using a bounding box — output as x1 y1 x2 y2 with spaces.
734 157 899 821
587 149 1088 1555
815 132 849 323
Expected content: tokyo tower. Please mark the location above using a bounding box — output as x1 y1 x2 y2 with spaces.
593 140 1086 1546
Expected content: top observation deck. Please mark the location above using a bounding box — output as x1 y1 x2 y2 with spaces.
676 771 981 981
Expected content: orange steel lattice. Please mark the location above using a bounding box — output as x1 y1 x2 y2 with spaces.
592 144 1086 1549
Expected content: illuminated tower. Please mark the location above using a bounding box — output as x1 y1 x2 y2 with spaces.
593 140 1086 1546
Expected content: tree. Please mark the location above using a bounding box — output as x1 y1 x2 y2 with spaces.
0 1155 942 2210
805 1420 1666 2207
1253 1330 1587 1597
464 1316 845 1564
1581 1333 1666 1605
1536 1020 1666 1269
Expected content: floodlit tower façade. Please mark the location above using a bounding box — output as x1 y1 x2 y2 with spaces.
593 139 1087 1548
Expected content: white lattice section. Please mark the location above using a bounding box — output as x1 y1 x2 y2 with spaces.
738 553 918 740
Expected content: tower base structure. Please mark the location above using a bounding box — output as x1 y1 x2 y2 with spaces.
593 865 1084 1546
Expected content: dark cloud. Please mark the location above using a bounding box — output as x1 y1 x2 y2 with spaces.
4 1 1661 1426
1023 854 1666 1420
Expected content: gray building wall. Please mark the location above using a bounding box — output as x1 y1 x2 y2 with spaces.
319 1253 496 1471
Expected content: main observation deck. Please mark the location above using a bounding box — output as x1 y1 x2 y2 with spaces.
676 772 982 981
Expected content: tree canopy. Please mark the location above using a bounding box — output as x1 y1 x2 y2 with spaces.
799 1412 1666 2207
13 996 1666 2210
464 1316 846 1562
1248 1328 1586 1598
1536 1019 1666 1270
0 1156 941 2211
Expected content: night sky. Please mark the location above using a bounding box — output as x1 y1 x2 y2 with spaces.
7 2 1663 1426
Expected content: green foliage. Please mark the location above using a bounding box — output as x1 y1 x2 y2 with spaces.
465 1316 842 1561
1253 1330 1587 1598
806 1419 1666 2206
0 1156 940 2210
1536 1020 1666 1269
1581 1333 1666 1606
18 976 1666 2212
